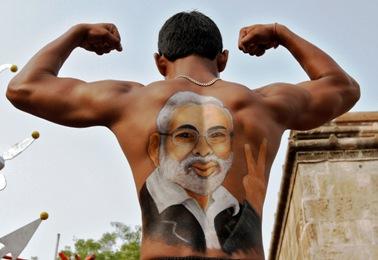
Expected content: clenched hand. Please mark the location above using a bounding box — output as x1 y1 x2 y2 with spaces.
78 23 123 55
238 23 279 57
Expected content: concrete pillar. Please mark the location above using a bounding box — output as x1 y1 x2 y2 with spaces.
269 112 378 260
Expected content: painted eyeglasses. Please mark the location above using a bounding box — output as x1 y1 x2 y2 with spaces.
160 126 233 150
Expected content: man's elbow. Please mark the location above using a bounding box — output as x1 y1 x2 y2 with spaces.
6 80 32 109
339 76 360 113
341 76 360 108
350 77 361 104
330 73 360 100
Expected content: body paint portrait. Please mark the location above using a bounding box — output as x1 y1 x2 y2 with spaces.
140 91 263 254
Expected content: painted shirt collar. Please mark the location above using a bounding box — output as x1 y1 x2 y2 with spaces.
146 168 240 218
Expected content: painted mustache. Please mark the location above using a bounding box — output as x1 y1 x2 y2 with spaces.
183 156 220 178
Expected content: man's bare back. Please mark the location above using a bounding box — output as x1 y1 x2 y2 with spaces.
6 11 359 259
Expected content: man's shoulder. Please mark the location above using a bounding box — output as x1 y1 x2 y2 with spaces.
86 79 145 98
103 79 145 89
253 82 298 98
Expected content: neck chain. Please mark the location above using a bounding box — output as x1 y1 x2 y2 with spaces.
175 75 220 87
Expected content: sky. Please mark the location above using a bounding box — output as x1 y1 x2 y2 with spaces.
0 0 377 259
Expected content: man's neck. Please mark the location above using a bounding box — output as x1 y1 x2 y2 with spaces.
165 55 219 82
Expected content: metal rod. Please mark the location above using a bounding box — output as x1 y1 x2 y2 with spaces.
54 233 60 260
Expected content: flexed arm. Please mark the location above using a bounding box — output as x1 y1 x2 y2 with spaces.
239 24 360 130
7 23 141 127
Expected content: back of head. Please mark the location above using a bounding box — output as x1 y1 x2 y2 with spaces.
158 11 223 61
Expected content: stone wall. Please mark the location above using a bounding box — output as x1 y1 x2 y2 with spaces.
269 112 378 260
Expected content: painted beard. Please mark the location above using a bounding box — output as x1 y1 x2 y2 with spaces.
159 149 233 196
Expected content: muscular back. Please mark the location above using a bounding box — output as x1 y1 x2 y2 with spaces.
6 22 359 260
111 79 284 259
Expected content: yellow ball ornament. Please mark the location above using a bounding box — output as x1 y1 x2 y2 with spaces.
31 131 40 139
40 211 49 220
10 64 18 73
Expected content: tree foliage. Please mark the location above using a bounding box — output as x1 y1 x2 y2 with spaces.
60 222 141 260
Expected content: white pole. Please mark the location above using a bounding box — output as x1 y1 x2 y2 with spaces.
54 233 60 260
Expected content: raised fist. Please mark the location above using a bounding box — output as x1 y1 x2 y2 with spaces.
238 23 279 57
77 23 122 55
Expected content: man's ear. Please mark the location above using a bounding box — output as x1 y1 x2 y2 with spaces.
154 53 168 77
217 50 229 73
148 132 160 167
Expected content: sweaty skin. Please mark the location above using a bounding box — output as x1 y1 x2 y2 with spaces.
6 22 359 259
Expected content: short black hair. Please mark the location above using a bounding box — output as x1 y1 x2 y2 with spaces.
158 11 223 61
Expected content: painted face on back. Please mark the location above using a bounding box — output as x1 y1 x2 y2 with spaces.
144 91 264 254
159 103 233 195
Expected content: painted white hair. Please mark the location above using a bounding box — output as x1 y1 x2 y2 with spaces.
156 91 233 133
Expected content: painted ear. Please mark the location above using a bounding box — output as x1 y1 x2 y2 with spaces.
148 133 160 167
154 53 168 76
217 50 229 72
